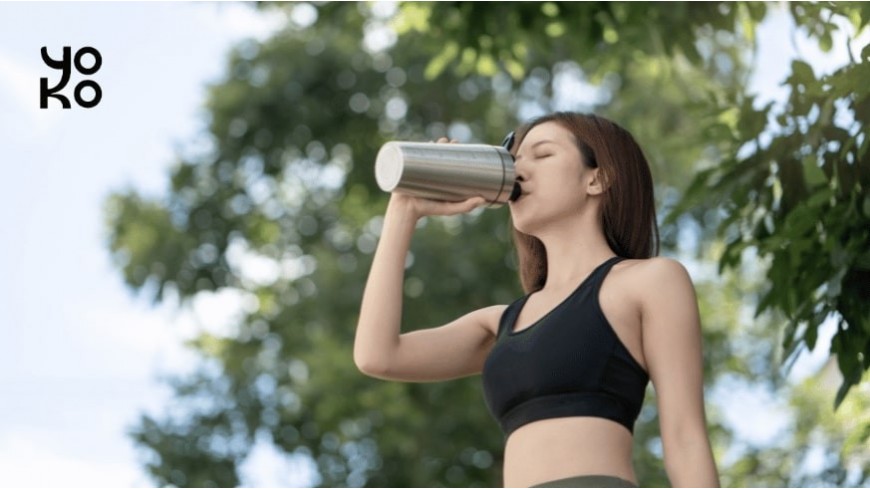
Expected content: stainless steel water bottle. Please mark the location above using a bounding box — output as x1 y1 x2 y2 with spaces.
374 141 521 207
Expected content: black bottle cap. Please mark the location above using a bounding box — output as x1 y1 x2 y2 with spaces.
508 181 522 202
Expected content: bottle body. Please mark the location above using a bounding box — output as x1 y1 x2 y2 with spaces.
375 142 519 207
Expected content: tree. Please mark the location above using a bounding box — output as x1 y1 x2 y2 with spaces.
676 3 870 409
110 5 522 486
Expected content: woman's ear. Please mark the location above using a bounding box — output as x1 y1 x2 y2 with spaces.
586 168 606 196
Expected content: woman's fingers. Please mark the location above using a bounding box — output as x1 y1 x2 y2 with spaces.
423 196 486 216
466 196 487 209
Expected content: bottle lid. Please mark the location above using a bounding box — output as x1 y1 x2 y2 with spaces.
374 142 403 191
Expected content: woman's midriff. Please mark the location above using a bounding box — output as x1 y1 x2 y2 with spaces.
502 417 637 488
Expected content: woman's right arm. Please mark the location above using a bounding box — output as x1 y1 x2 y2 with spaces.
353 190 504 382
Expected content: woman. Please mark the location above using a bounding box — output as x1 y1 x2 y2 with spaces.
353 112 720 488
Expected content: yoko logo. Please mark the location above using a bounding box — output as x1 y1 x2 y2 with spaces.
40 46 102 109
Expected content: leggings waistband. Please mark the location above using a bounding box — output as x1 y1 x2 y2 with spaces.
529 474 638 488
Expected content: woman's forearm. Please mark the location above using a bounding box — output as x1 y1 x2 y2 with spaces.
663 430 720 487
353 200 418 373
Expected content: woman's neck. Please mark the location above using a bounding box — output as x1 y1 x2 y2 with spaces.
535 213 615 291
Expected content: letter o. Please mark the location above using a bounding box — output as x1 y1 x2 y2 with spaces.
75 47 102 75
75 80 102 108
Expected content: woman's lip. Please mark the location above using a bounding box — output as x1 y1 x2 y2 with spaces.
509 192 528 205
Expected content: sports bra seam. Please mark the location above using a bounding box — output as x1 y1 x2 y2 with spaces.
497 296 526 339
591 259 649 376
495 305 509 338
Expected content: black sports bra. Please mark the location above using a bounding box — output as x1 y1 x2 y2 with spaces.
481 256 649 439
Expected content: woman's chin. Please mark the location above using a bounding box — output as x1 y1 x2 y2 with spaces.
509 215 537 237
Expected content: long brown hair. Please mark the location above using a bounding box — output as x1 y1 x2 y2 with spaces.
509 112 660 293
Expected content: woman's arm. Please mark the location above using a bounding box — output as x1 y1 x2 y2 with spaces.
353 189 489 378
639 257 720 487
352 193 419 373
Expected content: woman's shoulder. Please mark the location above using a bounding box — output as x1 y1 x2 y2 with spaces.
611 256 694 298
617 255 690 275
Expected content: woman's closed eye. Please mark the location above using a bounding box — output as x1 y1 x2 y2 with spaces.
516 150 554 162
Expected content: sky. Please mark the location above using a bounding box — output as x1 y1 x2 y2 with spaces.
0 2 866 488
0 2 313 486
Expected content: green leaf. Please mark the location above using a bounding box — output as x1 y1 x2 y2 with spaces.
819 32 833 52
843 421 870 455
791 59 816 85
834 378 854 410
805 319 818 350
541 2 559 17
424 41 460 80
802 155 827 187
503 58 526 80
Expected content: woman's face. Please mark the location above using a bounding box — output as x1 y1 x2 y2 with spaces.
508 121 600 235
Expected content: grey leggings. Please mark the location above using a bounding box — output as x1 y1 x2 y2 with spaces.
529 474 638 488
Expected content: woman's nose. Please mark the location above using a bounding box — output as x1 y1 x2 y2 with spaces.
513 160 528 182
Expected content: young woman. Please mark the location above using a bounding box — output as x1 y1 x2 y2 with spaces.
354 112 720 488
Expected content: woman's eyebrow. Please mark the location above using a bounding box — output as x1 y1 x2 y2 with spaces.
517 140 558 155
530 139 557 148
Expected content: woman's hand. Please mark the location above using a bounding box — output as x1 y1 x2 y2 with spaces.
386 137 487 221
388 192 486 221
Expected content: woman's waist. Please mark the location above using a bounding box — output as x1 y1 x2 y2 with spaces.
503 416 635 483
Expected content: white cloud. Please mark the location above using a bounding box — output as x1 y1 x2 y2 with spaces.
197 3 288 42
786 315 838 383
0 50 34 103
0 3 300 488
239 432 319 487
0 49 63 135
711 379 791 452
750 5 870 105
0 431 147 488
188 287 250 338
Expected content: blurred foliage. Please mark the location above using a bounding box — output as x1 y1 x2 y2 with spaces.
722 362 870 487
670 2 870 408
103 1 869 487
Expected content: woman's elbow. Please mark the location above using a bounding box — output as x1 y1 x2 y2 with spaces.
354 348 393 378
357 361 386 378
